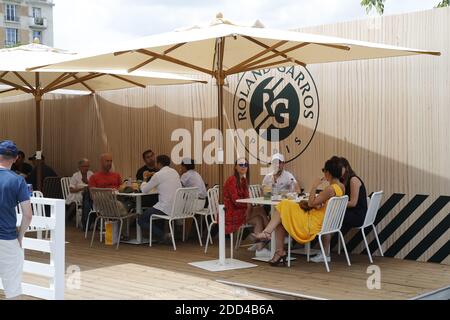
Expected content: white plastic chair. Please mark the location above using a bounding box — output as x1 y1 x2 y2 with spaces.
15 191 49 241
61 176 83 228
288 195 350 272
30 191 49 239
338 191 384 263
234 184 261 250
194 185 218 238
61 177 71 201
85 206 98 239
149 187 202 251
204 186 220 253
90 188 137 249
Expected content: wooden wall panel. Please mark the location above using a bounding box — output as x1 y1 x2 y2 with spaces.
1 8 448 264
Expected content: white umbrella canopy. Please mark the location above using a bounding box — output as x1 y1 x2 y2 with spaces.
33 14 441 191
0 42 204 190
34 14 440 76
0 43 204 97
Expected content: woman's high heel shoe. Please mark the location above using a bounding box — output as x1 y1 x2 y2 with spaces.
269 251 288 267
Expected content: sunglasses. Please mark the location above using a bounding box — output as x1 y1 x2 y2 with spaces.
238 163 249 168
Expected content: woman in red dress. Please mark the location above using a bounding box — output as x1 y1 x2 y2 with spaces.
223 158 269 256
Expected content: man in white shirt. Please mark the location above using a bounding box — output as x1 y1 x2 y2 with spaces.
262 153 300 193
180 158 207 239
180 158 207 200
138 155 182 240
66 158 93 222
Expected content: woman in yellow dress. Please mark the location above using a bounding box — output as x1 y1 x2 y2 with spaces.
252 157 345 266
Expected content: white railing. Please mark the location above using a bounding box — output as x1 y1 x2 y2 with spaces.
0 197 65 300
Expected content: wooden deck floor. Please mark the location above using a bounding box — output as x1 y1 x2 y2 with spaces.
4 226 450 300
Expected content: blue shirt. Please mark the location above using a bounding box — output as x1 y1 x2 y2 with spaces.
0 168 30 240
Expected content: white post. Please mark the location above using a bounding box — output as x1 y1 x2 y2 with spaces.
50 199 65 300
218 205 226 265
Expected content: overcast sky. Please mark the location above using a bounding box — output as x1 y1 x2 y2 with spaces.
53 0 439 52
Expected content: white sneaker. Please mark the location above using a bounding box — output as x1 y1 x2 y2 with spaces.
247 243 258 252
310 253 331 263
255 248 271 257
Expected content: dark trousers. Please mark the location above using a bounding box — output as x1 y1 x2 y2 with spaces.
138 207 166 239
81 190 93 230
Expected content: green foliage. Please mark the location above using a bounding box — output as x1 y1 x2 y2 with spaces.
360 0 385 15
436 0 449 8
361 0 449 15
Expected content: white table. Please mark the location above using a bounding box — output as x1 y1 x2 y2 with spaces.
236 196 305 262
117 189 157 245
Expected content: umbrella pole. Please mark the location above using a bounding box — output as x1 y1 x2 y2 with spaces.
216 37 225 201
35 73 43 191
217 76 224 200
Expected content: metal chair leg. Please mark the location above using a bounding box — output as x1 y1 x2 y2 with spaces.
306 242 311 262
372 224 384 257
192 217 203 247
149 216 153 247
100 218 104 242
117 219 123 250
90 217 100 247
338 234 341 255
168 220 177 251
85 211 92 239
209 221 214 245
318 235 330 272
339 231 352 266
362 228 373 263
234 227 241 250
288 235 291 267
199 215 204 238
204 223 212 254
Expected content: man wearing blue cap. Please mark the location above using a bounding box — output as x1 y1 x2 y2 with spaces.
0 140 33 299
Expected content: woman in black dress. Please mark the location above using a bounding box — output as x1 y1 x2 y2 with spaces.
340 157 368 228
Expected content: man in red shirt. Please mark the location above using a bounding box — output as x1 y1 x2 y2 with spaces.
88 153 121 189
82 153 122 230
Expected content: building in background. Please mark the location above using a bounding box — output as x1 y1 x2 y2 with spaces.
0 0 54 48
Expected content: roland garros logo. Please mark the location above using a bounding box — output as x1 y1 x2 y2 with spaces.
233 66 320 164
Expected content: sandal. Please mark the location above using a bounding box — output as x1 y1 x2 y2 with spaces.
249 230 272 242
269 250 288 267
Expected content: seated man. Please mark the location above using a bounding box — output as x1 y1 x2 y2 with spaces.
180 158 207 203
262 153 300 193
261 153 300 216
82 153 121 230
136 149 158 181
11 151 33 179
136 149 159 208
66 158 93 223
180 158 207 239
88 153 121 189
26 154 58 190
138 155 181 241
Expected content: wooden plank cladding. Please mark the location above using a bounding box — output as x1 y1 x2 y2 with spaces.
0 8 449 265
4 226 450 300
